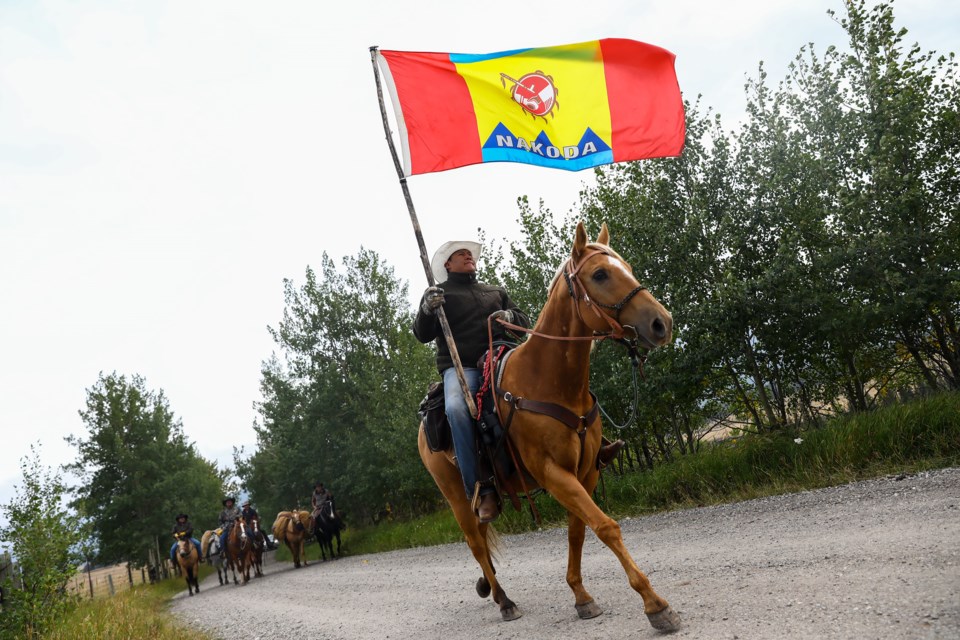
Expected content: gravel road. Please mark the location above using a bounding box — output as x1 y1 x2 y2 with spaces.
171 468 959 639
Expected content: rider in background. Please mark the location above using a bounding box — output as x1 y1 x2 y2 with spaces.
218 496 251 550
170 513 202 563
241 499 273 550
310 482 332 520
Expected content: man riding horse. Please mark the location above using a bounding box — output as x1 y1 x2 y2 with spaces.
218 496 252 551
170 513 202 564
414 240 625 523
242 499 273 550
414 240 531 522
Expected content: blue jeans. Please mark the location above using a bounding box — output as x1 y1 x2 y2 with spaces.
170 538 201 562
443 366 492 499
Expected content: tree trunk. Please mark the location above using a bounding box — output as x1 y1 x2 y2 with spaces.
725 359 766 431
742 336 780 428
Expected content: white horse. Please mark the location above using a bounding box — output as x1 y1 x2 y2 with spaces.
202 530 228 586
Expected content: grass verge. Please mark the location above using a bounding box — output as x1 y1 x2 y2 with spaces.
40 569 216 640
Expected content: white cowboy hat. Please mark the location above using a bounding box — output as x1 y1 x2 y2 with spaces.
431 240 482 285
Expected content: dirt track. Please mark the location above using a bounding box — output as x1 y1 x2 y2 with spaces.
170 468 960 639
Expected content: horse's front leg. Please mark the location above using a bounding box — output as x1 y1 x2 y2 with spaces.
542 461 680 632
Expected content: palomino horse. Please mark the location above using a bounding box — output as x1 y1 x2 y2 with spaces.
418 222 680 631
225 516 252 585
272 510 313 568
201 529 228 586
174 531 200 596
313 499 345 561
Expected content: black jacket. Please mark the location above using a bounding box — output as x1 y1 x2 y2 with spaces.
413 272 529 373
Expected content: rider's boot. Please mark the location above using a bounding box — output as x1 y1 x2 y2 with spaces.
598 438 626 468
477 492 500 524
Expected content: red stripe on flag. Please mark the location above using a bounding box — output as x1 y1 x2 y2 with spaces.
600 39 685 163
379 51 482 175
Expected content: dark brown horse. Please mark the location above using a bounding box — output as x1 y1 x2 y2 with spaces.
418 222 680 631
225 516 252 585
313 499 345 561
174 531 200 596
249 515 265 577
272 510 313 568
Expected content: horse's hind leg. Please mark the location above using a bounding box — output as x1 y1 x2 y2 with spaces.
425 453 520 621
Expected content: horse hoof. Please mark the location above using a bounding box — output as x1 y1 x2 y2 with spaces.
500 604 522 621
188 591 193 597
476 576 491 598
646 605 681 632
575 600 603 619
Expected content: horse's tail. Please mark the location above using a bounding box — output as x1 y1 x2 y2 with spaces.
485 525 502 564
200 530 213 557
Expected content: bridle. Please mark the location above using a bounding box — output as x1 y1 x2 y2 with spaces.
494 246 651 358
562 247 648 341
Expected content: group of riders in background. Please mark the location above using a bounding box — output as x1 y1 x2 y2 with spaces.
169 483 337 578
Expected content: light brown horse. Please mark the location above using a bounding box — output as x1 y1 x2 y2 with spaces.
272 510 313 568
174 531 200 596
418 222 680 631
225 516 252 585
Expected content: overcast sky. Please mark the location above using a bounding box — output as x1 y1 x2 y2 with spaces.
1 0 956 510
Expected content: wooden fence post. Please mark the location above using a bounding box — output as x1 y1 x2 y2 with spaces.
127 563 133 587
107 574 114 596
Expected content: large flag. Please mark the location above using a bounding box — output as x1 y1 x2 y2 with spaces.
375 39 685 176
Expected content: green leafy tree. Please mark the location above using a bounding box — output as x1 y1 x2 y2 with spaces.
787 0 960 393
0 445 84 640
237 249 437 522
65 373 226 565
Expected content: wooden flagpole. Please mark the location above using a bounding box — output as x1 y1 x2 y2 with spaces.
369 46 478 418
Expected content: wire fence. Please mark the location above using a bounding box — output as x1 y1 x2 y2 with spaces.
2 547 175 603
67 562 158 599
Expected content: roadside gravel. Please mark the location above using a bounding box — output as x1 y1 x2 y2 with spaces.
170 468 960 639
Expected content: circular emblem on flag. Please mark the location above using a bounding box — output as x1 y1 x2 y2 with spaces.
500 70 559 119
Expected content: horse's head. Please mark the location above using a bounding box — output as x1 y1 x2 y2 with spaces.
175 534 192 558
560 221 672 348
236 516 248 540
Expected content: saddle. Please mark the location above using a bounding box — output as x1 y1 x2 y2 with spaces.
418 381 450 452
417 343 538 514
